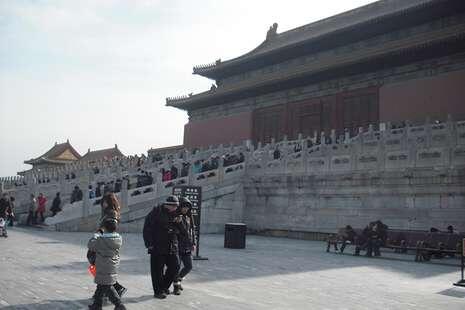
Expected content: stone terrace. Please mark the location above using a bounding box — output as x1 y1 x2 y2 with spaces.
0 228 464 309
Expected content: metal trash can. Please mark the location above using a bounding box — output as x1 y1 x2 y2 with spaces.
224 223 246 249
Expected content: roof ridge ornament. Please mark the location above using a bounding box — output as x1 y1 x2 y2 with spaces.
266 22 278 40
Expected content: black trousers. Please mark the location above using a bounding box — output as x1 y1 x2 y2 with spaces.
7 214 14 226
178 253 193 280
150 254 179 294
35 211 44 223
26 211 36 225
91 284 121 307
92 282 125 299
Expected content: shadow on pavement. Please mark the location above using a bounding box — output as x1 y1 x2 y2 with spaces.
436 288 465 299
0 298 90 310
1 295 156 309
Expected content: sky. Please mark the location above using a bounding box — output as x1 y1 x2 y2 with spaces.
0 0 377 176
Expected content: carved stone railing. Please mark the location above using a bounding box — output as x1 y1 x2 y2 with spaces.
246 119 464 176
128 184 157 206
3 118 465 223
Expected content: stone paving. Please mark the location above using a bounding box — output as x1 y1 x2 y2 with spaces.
0 227 464 310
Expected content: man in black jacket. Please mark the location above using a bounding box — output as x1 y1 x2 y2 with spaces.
143 196 182 299
173 197 196 295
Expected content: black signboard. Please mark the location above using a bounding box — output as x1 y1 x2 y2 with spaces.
172 185 208 260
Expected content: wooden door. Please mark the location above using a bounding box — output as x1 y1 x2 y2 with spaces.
288 100 322 139
253 104 286 144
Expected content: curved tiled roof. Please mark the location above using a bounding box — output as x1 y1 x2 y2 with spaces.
24 141 81 165
80 145 124 162
169 24 465 109
193 0 439 76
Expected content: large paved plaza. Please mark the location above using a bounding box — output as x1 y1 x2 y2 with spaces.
0 227 464 309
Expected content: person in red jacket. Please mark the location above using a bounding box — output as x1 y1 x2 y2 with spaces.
36 193 47 223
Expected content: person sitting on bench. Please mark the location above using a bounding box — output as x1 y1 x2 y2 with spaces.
339 225 357 254
355 222 382 257
371 220 388 257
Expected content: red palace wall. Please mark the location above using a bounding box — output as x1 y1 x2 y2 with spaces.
379 70 465 123
183 111 253 149
184 70 465 148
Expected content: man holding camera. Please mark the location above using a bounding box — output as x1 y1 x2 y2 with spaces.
143 195 182 299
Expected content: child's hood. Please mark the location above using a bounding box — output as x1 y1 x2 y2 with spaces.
98 232 122 250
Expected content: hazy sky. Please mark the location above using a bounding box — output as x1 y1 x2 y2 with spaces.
0 0 376 176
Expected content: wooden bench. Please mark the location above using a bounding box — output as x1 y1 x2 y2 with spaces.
415 232 463 262
326 228 362 253
326 227 464 262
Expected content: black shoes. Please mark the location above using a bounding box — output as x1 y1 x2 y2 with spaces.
117 287 127 297
114 304 127 310
173 285 181 295
154 292 167 299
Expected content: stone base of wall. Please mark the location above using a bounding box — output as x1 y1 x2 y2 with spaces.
252 229 330 241
244 168 465 234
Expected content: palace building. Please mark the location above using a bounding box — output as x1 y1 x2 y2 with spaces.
167 0 465 149
22 141 124 173
23 140 82 171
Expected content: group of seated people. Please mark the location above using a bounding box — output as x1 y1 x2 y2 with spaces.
331 222 461 259
354 221 388 257
330 220 388 257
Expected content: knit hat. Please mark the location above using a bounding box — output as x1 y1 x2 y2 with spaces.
165 195 179 206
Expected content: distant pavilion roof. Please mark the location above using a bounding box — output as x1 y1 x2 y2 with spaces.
80 144 124 163
148 145 184 154
24 140 82 166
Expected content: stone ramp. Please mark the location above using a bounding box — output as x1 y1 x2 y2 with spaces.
52 179 245 233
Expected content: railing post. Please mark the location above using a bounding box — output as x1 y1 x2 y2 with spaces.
82 181 90 218
156 172 164 195
303 136 309 174
218 156 225 183
425 117 432 149
121 179 129 210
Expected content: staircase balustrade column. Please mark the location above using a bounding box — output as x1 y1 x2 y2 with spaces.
82 181 90 218
425 118 433 149
121 179 129 210
218 156 225 183
302 137 309 174
155 172 164 196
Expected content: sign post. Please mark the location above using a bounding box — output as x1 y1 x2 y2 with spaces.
173 185 208 260
453 238 465 287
